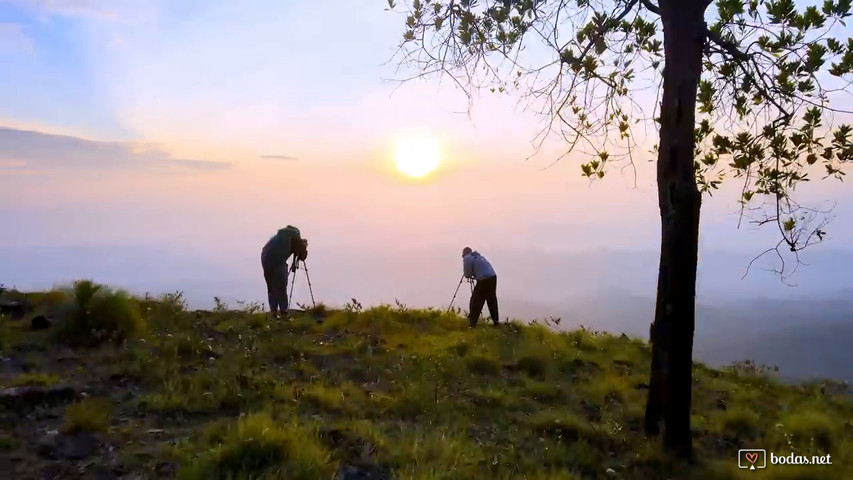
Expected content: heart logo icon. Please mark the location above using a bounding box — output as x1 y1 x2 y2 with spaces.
745 452 758 464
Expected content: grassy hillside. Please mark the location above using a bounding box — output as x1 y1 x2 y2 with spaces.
1 283 852 480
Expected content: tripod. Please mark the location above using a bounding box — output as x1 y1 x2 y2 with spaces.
288 259 316 310
447 275 479 321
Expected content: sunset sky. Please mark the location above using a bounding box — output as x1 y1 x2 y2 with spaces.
2 0 851 311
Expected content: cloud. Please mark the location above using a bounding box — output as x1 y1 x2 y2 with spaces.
3 0 118 20
0 126 232 172
259 155 299 161
0 23 34 54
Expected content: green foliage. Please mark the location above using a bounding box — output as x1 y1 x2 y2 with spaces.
23 289 71 313
465 354 501 375
526 409 612 449
55 280 147 347
62 397 112 434
781 410 839 450
176 412 336 480
0 433 17 451
717 406 763 439
235 299 264 315
4 290 853 478
159 290 188 313
450 340 471 357
389 0 853 272
305 302 329 317
516 354 549 378
7 372 59 387
213 296 228 312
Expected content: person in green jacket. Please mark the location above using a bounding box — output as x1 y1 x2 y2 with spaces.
261 225 308 318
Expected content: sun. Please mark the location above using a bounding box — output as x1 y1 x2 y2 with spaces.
393 134 441 178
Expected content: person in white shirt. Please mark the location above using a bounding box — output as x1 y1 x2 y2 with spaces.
462 246 500 327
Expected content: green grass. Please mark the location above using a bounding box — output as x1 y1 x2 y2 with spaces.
0 433 17 451
52 280 147 347
62 397 113 434
7 372 60 387
2 283 853 480
176 412 336 480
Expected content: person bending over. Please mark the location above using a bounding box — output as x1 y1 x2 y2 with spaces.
462 246 500 327
261 225 308 318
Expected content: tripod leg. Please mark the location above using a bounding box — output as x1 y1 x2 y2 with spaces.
288 269 296 313
447 276 464 312
304 262 316 308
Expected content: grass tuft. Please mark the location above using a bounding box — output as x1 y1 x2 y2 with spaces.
0 433 17 451
465 354 501 375
8 372 60 387
54 280 147 347
62 397 112 434
782 410 839 451
516 354 549 378
176 412 336 480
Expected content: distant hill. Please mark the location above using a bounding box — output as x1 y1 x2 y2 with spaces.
500 294 853 384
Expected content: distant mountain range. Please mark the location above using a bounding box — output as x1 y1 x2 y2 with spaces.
2 243 851 384
499 293 853 384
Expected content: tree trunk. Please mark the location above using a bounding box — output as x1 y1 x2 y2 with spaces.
643 0 707 458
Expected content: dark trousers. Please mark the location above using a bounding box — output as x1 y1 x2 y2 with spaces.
469 275 499 326
262 260 289 314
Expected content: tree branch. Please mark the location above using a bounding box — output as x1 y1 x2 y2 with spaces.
704 28 748 62
639 0 660 16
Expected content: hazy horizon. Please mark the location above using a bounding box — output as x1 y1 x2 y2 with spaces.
2 0 853 383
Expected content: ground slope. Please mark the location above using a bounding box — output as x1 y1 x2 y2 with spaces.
1 292 852 479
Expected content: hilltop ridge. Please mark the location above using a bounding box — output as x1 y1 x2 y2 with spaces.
1 283 851 479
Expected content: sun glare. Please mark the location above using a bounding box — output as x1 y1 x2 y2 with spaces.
393 134 441 178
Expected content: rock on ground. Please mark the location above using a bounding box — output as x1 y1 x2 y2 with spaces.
0 385 75 410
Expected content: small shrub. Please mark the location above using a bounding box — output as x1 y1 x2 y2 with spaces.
467 386 509 408
236 299 263 314
526 410 610 448
343 298 363 314
465 355 500 376
524 380 564 404
268 338 303 364
25 289 70 312
213 296 228 312
717 407 761 440
62 397 112 434
516 355 549 378
0 433 17 451
305 302 329 317
728 359 779 377
390 428 486 477
177 412 336 480
55 280 147 347
9 372 59 387
160 290 187 313
173 336 197 359
451 341 471 357
247 314 266 329
782 411 838 451
301 384 355 414
563 329 599 352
